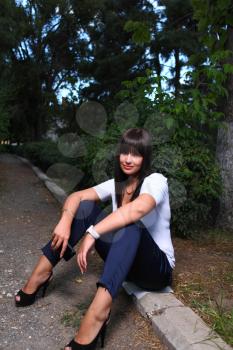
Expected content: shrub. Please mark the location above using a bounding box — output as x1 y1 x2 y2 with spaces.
12 141 71 171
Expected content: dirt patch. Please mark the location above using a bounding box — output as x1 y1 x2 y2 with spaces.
173 233 233 345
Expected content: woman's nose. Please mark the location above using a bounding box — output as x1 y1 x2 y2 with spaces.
126 154 132 163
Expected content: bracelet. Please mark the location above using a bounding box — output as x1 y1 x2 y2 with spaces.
86 225 100 240
62 208 75 219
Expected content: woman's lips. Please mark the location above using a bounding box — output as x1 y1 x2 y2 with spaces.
123 165 133 169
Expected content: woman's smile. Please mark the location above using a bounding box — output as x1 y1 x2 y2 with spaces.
123 164 133 169
120 153 143 175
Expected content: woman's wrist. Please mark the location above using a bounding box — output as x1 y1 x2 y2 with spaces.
85 233 96 242
60 210 73 226
62 207 75 219
86 225 100 240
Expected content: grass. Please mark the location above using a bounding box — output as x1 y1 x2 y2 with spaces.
223 269 233 284
189 227 233 244
176 280 233 345
61 300 92 329
191 298 233 346
174 229 233 346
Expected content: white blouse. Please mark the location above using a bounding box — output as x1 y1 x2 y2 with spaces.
92 172 175 268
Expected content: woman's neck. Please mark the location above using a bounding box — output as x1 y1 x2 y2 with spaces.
127 175 139 186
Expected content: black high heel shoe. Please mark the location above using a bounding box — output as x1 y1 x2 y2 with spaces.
65 310 111 349
15 272 53 307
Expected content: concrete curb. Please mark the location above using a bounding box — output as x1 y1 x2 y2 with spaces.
17 155 233 350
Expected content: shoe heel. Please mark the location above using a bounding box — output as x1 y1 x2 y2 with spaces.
41 274 52 298
64 310 111 349
15 272 53 307
100 324 107 348
101 309 111 347
41 281 48 298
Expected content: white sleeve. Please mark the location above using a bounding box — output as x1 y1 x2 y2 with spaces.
92 178 114 202
140 174 168 206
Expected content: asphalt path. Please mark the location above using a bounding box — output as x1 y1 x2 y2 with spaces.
0 153 165 350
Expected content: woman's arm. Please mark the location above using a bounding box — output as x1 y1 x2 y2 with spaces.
94 193 156 235
60 188 100 225
77 193 156 273
51 188 100 258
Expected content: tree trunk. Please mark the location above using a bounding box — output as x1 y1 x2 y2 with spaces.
154 53 162 90
216 25 233 231
174 48 181 97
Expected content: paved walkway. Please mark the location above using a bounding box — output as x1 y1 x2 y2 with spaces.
0 153 164 350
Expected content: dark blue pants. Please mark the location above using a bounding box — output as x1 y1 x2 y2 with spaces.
41 200 172 299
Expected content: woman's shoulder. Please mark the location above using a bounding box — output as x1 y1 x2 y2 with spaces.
144 172 167 182
97 177 114 184
94 177 115 189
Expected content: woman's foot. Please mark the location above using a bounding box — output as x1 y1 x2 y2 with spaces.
15 255 53 304
65 287 112 349
65 310 111 350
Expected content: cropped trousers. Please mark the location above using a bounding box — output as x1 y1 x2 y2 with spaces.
41 200 172 300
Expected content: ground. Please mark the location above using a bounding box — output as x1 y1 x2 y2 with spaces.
0 153 166 350
173 233 233 345
1 152 232 349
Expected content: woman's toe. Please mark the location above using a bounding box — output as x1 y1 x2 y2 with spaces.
15 295 20 302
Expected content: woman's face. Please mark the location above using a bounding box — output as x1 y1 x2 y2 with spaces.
119 152 143 177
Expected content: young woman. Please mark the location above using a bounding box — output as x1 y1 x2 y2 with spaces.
15 127 175 350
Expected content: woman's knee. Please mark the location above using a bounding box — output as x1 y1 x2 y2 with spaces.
112 222 142 246
74 200 107 226
74 200 97 219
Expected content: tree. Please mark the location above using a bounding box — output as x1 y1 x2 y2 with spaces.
73 0 156 107
0 0 84 141
0 86 10 141
153 0 199 96
216 25 233 230
192 0 233 231
0 0 159 140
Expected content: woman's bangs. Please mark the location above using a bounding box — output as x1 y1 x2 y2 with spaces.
119 141 142 157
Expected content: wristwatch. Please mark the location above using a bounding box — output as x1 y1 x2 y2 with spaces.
86 225 100 239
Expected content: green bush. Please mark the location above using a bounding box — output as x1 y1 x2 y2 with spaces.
112 74 222 237
12 141 75 171
86 126 221 236
11 139 96 192
7 74 222 237
0 144 10 153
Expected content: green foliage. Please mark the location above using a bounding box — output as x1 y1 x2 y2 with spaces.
0 144 10 153
0 0 230 237
0 106 10 140
0 86 10 140
8 70 223 236
114 74 222 236
124 20 151 44
154 0 200 95
13 140 70 171
11 138 102 191
61 299 92 329
0 0 158 141
55 68 222 235
192 299 233 346
191 0 233 103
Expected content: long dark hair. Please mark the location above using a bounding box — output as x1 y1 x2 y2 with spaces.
114 127 152 208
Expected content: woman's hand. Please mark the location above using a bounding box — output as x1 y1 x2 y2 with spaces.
77 234 95 274
51 218 71 258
